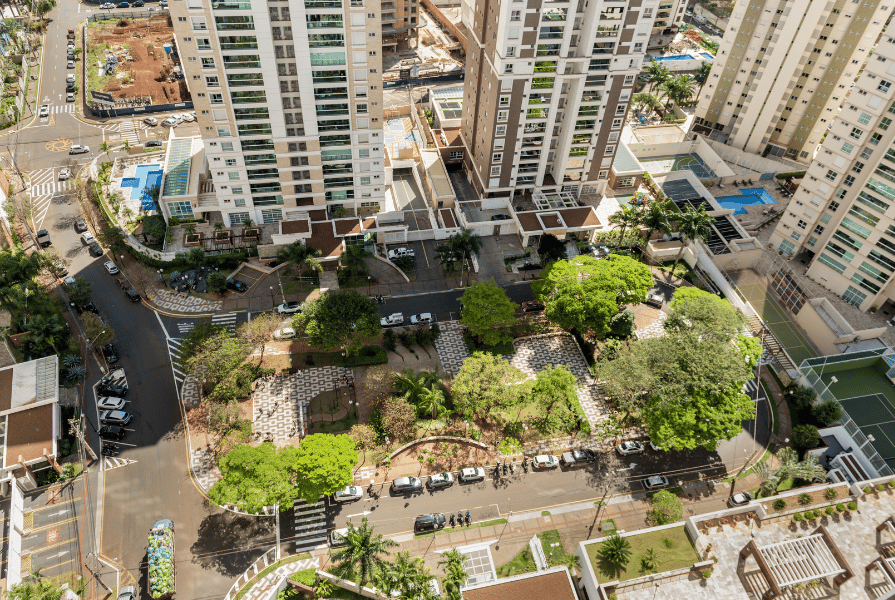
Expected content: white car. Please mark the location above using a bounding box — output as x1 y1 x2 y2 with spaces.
410 313 435 325
143 116 158 126
62 275 76 286
67 60 75 69
104 261 119 275
168 114 183 124
381 313 404 327
276 301 302 314
531 454 559 469
97 396 126 411
387 247 415 260
38 105 49 117
273 327 296 340
161 117 178 127
616 441 645 455
180 112 195 122
330 527 349 547
58 168 72 181
458 467 486 483
333 486 363 502
100 2 115 8
70 144 89 154
189 111 197 121
67 74 76 83
80 231 96 244
66 92 75 103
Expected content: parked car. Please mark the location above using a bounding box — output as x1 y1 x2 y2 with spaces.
490 214 512 221
99 425 125 440
80 231 96 244
330 527 349 547
104 261 119 275
117 2 130 7
66 92 75 103
380 313 404 327
88 242 103 256
644 292 664 309
616 441 645 455
75 218 87 232
458 467 486 483
97 396 126 411
276 301 302 314
52 260 68 277
387 247 415 260
102 343 119 364
146 140 163 147
391 476 423 494
62 276 77 288
58 168 72 180
226 278 247 292
131 0 144 5
36 229 51 248
98 381 128 398
180 112 195 122
426 472 454 489
560 449 595 466
38 105 49 117
333 486 363 502
168 114 183 124
409 313 434 325
643 475 670 490
414 513 446 532
728 492 753 507
126 289 141 303
100 410 132 426
531 455 559 469
161 117 178 127
99 2 115 8
521 300 545 312
70 144 89 154
274 327 296 340
115 585 137 600
649 441 663 452
76 301 99 315
67 60 75 69
143 117 158 126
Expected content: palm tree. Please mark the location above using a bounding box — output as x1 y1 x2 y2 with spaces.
331 517 397 588
755 447 828 497
596 534 632 569
276 240 323 281
99 141 112 162
608 205 642 248
639 199 674 247
660 74 696 110
644 61 671 95
394 368 429 407
417 387 447 419
24 314 67 354
121 140 131 154
632 92 662 120
340 243 373 277
6 568 62 600
383 551 432 599
670 205 713 274
439 549 468 600
694 62 712 95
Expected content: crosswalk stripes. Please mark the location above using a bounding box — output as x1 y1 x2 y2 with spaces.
167 338 185 385
177 322 195 334
50 105 74 114
211 312 237 330
30 180 72 198
118 121 140 145
103 456 137 471
292 499 328 553
743 379 758 395
28 168 71 230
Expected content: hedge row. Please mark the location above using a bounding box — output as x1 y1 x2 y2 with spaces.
775 171 807 179
334 344 388 367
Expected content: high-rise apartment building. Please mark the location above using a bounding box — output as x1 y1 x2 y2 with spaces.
168 0 386 226
651 0 685 37
381 0 419 50
459 0 658 199
692 0 889 164
768 35 895 312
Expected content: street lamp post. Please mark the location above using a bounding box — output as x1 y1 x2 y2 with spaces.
270 286 275 308
367 275 371 295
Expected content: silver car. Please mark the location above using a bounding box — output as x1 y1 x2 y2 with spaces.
643 475 669 490
116 586 136 600
616 441 645 455
333 485 363 502
458 467 486 483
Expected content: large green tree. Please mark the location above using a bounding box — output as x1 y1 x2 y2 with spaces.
525 366 582 435
208 443 300 512
68 277 91 307
639 199 674 246
295 289 381 354
331 517 397 588
184 329 251 400
533 255 653 336
276 240 323 280
664 288 746 343
439 549 468 600
7 570 64 600
459 280 518 346
451 352 525 420
293 433 358 504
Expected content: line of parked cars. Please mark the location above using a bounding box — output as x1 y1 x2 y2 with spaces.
157 112 196 128
97 369 131 441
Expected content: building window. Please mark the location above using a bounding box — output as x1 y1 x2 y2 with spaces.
825 169 838 181
228 212 251 226
221 142 234 151
498 111 508 121
492 152 503 162
850 127 863 139
234 199 246 207
491 166 501 176
841 142 854 154
813 225 825 235
510 10 521 20
807 236 818 246
880 80 892 93
842 286 867 307
506 46 516 57
496 125 507 136
261 209 284 224
791 231 801 241
861 147 874 159
844 175 856 187
500 96 510 107
167 201 195 218
859 112 873 125
778 239 795 257
853 161 865 174
797 220 808 230
450 151 464 159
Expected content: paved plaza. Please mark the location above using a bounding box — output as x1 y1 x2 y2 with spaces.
147 287 222 314
190 447 222 492
635 309 668 340
506 334 610 428
434 320 469 376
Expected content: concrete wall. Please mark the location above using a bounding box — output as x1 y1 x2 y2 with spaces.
692 4 729 30
701 137 803 174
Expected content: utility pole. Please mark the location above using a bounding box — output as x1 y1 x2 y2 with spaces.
69 415 98 461
84 553 115 594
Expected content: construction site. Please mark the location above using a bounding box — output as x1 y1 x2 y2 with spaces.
85 15 189 107
382 3 465 82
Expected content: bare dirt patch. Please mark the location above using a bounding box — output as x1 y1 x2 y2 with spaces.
382 438 497 480
85 16 190 103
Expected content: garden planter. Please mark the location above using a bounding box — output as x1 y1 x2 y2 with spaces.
243 228 260 240
183 233 202 246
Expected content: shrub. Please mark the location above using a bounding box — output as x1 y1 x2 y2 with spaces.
824 506 834 516
792 424 820 450
847 501 857 511
824 488 837 500
773 499 786 510
702 570 712 579
835 503 845 513
334 345 387 367
290 568 317 587
864 486 873 494
877 483 886 491
811 399 841 425
798 493 811 505
792 512 803 522
647 489 683 526
382 329 397 352
804 511 815 520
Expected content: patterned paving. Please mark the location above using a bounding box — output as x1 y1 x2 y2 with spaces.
434 320 469 376
148 288 221 314
252 366 353 442
190 447 222 493
180 374 200 407
506 334 610 427
238 556 320 600
634 309 668 340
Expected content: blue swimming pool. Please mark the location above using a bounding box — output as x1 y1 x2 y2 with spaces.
700 52 715 59
654 55 693 61
715 188 776 215
123 163 164 201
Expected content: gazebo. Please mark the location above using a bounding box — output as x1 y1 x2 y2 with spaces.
739 525 854 599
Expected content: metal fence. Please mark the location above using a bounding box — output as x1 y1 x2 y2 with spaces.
88 10 168 21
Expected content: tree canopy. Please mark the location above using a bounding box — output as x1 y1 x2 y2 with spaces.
524 366 586 435
533 255 653 336
665 287 746 343
459 280 517 346
208 442 300 512
293 433 358 504
451 352 526 420
295 290 381 354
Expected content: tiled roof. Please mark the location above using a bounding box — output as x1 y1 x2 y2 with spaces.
309 222 343 259
6 404 55 467
281 219 310 235
464 570 576 600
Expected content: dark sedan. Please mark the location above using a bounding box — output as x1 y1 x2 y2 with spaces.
560 449 596 466
102 343 119 364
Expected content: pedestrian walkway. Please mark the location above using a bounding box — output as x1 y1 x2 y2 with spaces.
102 456 137 471
118 120 140 145
291 500 328 553
634 309 668 339
211 312 237 330
28 167 72 229
167 338 186 388
237 556 320 600
190 446 222 492
147 288 222 314
47 104 75 114
434 320 468 376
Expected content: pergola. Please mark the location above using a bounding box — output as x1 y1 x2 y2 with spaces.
866 515 895 599
739 525 854 600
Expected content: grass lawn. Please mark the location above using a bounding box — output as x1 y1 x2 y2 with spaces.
537 529 574 568
496 544 537 578
601 520 617 534
310 413 358 434
282 278 320 295
462 332 515 356
586 526 700 583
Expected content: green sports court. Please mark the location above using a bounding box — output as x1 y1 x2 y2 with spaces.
731 270 818 366
801 351 895 472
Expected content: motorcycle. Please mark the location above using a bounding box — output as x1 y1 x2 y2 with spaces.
522 459 528 472
457 510 464 526
510 461 516 473
449 513 456 527
465 510 471 525
502 461 508 475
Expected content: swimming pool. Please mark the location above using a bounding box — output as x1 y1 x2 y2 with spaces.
654 55 693 61
700 52 715 59
122 163 163 201
715 188 776 215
